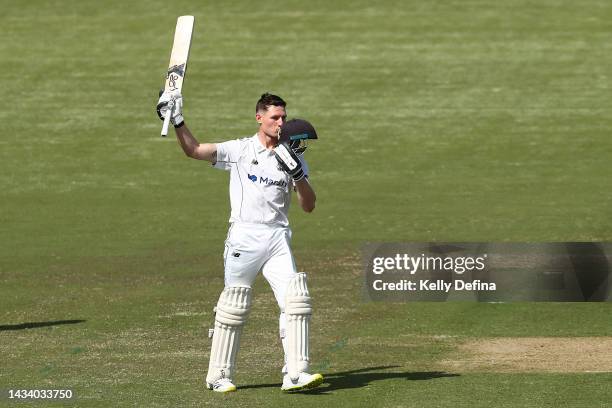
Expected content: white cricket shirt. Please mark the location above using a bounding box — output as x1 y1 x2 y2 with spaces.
214 134 309 227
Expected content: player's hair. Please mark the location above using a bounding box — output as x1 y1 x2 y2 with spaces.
256 93 286 113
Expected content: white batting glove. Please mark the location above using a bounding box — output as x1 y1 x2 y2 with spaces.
274 142 305 181
156 90 184 128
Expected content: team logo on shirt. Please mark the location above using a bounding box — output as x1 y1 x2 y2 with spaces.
247 173 287 188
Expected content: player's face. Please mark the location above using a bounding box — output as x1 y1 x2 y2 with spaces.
256 105 287 139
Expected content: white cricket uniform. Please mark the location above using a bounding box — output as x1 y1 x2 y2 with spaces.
214 134 309 310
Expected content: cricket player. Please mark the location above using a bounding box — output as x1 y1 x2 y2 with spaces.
157 92 323 393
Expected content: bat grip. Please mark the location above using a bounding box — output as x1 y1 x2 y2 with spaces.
161 99 174 137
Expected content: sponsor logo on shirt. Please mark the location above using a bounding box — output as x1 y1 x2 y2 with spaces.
247 173 287 188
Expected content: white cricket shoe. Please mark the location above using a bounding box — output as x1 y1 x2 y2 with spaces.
206 378 237 393
281 372 324 392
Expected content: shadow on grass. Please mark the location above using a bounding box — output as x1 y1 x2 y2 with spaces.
240 365 459 394
0 319 86 331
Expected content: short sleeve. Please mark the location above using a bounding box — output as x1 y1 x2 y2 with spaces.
213 140 241 171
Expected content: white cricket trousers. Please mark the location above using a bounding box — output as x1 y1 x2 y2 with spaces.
223 222 297 310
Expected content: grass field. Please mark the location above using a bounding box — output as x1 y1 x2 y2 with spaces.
1 0 611 406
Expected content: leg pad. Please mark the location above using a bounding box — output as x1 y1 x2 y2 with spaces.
285 273 312 381
206 286 252 384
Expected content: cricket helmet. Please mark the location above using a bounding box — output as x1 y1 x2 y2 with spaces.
279 118 318 154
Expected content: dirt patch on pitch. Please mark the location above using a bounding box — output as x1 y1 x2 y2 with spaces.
441 337 612 373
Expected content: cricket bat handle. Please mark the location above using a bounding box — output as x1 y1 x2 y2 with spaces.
161 110 172 137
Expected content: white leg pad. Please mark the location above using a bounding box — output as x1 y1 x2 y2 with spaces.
285 273 312 381
206 286 252 384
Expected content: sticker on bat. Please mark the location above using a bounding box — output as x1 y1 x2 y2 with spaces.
167 63 186 78
168 74 179 91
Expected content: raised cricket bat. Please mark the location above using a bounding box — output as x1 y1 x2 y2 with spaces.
161 15 195 137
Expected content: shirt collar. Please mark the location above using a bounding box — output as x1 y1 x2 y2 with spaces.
252 134 270 154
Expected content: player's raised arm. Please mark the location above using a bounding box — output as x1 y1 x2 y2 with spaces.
156 91 217 162
175 125 217 162
274 118 319 213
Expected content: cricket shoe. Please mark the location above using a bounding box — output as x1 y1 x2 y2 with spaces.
281 372 324 392
206 378 237 393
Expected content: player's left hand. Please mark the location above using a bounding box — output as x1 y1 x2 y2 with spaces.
156 90 184 127
274 142 305 181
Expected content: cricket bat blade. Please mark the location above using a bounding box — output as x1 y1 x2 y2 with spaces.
160 15 194 137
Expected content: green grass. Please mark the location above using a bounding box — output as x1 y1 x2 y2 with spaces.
1 0 611 406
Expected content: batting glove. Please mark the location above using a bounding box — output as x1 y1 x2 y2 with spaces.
156 90 184 128
274 142 305 181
